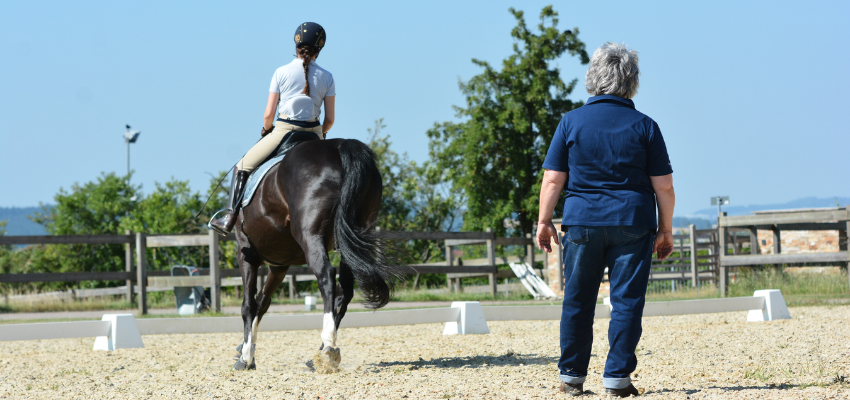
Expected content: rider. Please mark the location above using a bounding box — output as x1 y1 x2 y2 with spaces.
210 22 336 235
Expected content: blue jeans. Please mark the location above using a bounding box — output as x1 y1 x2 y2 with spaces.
558 226 655 390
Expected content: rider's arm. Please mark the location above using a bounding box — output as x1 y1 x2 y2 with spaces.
322 96 335 136
263 92 280 131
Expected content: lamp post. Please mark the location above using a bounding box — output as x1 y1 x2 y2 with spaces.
124 124 141 178
710 196 730 217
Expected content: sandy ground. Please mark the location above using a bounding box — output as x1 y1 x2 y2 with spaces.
0 305 848 399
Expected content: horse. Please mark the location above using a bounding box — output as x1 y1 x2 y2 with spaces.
230 138 398 372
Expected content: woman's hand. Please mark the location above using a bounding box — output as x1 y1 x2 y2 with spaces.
653 230 674 260
261 126 274 137
537 221 559 253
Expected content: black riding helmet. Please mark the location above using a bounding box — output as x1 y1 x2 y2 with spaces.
294 22 326 50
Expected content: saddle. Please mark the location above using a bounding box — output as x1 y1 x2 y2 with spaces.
241 130 320 207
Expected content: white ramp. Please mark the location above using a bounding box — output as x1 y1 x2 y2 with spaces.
509 262 558 299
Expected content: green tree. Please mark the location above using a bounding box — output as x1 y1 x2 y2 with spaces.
427 6 588 237
369 119 463 265
26 172 140 286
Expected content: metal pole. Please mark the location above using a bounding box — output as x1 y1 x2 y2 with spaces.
126 139 130 177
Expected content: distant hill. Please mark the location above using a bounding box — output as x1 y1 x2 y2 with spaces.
0 206 48 236
672 216 713 229
689 196 850 220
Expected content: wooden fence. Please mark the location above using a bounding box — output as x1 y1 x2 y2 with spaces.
716 207 850 296
0 229 544 314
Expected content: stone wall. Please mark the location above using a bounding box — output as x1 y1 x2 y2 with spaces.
756 230 840 254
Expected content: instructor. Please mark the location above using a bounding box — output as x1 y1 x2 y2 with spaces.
536 42 676 397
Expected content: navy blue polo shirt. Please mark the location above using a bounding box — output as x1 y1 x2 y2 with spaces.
542 95 672 229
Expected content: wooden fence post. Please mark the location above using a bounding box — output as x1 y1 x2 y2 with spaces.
289 276 296 300
839 219 850 286
525 232 535 266
209 230 221 313
135 232 147 315
485 228 497 297
445 242 454 292
749 226 759 255
772 225 781 254
718 213 728 298
125 230 134 304
689 224 697 288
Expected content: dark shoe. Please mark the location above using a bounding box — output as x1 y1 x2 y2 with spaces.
559 381 583 396
209 168 250 235
605 384 640 397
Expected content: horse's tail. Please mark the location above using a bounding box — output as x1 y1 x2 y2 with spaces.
334 139 399 309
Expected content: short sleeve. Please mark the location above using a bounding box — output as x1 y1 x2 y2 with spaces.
542 116 570 172
325 75 336 97
269 70 281 93
646 120 673 176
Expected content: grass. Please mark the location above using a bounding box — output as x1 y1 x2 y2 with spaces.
1 268 847 314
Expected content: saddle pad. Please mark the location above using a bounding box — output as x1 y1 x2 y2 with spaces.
241 153 285 208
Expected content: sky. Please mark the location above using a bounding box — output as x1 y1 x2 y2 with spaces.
1 0 848 216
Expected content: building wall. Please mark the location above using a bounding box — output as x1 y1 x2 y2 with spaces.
756 230 840 254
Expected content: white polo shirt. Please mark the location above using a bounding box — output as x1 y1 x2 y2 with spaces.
269 58 335 121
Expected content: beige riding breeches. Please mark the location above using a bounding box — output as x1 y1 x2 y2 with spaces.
237 119 323 172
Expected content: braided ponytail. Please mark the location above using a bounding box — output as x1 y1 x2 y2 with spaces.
297 44 318 96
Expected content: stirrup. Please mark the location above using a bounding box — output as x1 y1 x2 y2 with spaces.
208 209 231 236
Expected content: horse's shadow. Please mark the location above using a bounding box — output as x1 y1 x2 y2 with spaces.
368 352 558 370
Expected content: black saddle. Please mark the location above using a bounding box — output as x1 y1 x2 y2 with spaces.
266 130 321 162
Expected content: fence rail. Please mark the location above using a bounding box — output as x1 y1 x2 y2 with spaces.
1 230 545 314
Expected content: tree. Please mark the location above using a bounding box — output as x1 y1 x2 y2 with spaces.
26 172 140 285
427 6 588 237
369 119 463 265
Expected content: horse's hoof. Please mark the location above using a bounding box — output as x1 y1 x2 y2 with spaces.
233 359 256 371
233 343 243 360
312 346 341 374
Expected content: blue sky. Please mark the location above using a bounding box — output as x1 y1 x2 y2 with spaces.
1 1 848 215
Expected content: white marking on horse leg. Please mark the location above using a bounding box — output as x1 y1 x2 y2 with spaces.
321 312 336 348
252 316 259 342
241 316 259 365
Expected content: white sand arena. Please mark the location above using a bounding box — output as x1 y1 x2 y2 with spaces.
0 305 848 399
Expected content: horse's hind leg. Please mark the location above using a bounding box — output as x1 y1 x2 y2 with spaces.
333 262 355 334
302 239 342 373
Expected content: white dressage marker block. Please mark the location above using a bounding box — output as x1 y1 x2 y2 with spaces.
93 314 144 351
443 301 490 335
305 295 317 312
747 289 791 322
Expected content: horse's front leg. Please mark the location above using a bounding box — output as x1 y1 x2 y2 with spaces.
234 250 261 371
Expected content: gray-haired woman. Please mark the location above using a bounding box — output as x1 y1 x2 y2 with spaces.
537 42 676 397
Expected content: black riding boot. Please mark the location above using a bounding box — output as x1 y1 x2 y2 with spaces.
209 168 250 236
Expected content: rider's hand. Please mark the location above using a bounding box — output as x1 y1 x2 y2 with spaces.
261 125 274 137
536 221 559 253
654 230 674 260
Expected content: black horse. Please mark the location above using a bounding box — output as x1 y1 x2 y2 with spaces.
231 138 397 372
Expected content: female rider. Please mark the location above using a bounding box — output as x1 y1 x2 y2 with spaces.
210 22 335 235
